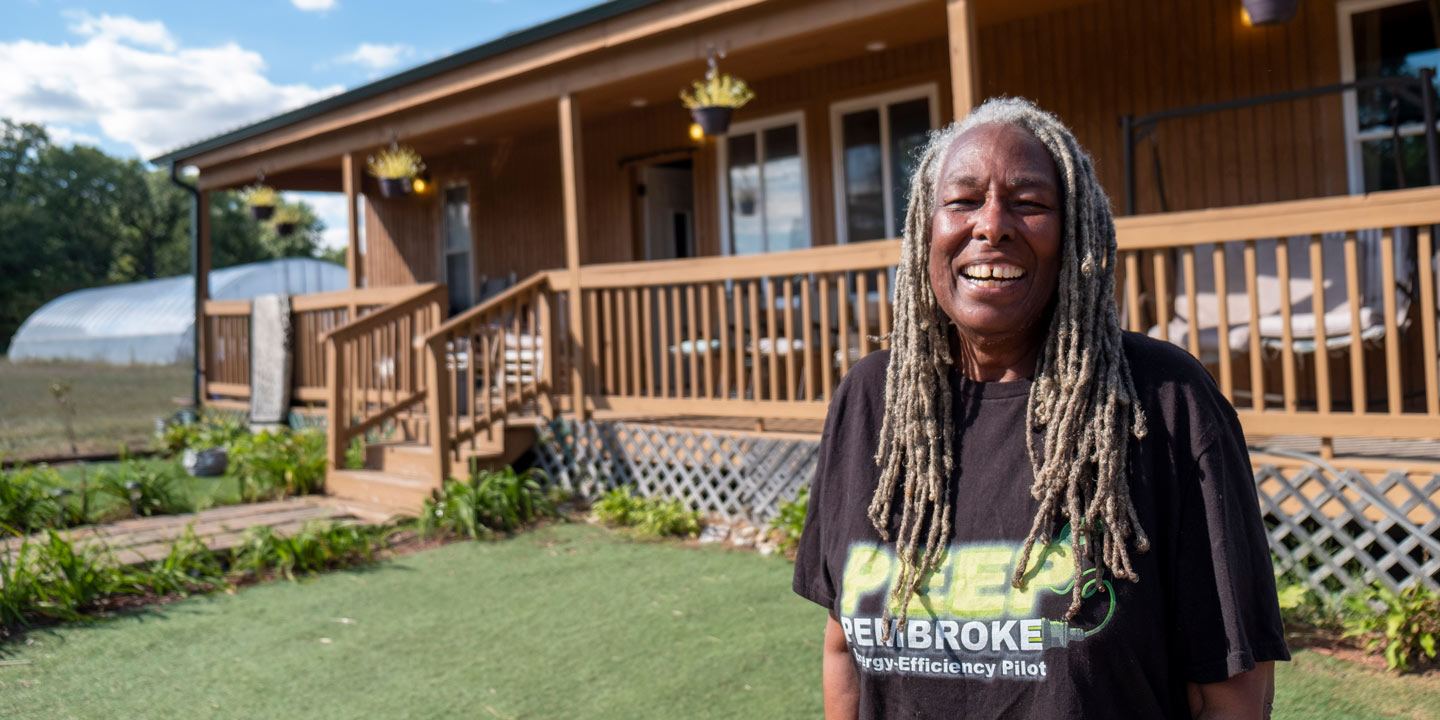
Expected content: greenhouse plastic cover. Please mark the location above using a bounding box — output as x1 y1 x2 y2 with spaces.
8 258 347 365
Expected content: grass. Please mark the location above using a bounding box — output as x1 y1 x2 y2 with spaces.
0 523 1435 719
0 358 189 460
44 459 244 518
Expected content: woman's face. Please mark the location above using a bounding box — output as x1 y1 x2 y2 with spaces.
927 123 1063 350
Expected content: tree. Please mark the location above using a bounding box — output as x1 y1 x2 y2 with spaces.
0 118 331 352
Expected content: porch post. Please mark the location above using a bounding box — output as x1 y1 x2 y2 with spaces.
946 0 980 120
195 190 211 407
559 93 588 420
342 152 363 289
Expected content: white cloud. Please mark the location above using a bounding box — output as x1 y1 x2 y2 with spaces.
64 11 176 52
0 14 342 159
44 125 102 147
335 43 413 71
292 0 338 11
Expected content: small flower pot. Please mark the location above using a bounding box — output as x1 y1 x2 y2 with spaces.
1242 0 1297 25
691 106 734 137
275 222 296 237
249 204 275 221
378 176 414 198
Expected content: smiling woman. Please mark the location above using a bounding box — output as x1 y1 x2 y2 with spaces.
792 98 1289 720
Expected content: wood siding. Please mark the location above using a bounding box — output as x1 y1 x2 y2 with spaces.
978 0 1349 215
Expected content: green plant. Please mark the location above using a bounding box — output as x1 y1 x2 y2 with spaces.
227 427 327 500
345 437 366 470
365 145 425 180
159 410 247 456
232 521 384 581
25 529 121 622
241 184 277 207
679 70 754 109
132 526 227 596
0 465 68 534
1341 582 1440 672
96 460 190 518
768 486 808 556
420 466 557 540
592 486 702 539
271 204 302 225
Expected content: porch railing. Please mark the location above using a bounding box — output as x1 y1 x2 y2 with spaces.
1115 185 1440 439
322 284 445 468
202 285 436 407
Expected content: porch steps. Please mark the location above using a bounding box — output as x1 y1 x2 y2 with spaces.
326 469 437 513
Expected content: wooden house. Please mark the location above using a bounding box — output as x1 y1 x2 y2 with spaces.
152 0 1440 516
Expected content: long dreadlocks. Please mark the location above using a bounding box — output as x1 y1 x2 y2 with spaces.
868 97 1149 639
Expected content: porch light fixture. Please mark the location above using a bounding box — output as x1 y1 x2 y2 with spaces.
865 40 887 52
366 142 426 198
688 122 705 141
679 47 754 137
412 171 433 194
1240 0 1297 26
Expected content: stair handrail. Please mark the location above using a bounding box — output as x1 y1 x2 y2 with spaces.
418 271 560 482
324 283 447 470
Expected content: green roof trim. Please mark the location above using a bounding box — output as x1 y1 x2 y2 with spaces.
150 0 669 166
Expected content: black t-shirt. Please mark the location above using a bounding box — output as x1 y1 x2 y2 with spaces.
792 332 1289 719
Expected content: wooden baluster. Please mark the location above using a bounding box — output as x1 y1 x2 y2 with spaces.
1419 226 1438 416
325 337 344 469
1244 240 1264 411
1381 229 1402 415
801 276 814 403
1276 238 1296 414
766 277 780 402
718 282 731 401
658 286 671 397
1344 232 1366 415
700 282 713 398
1153 251 1172 344
1213 244 1234 402
672 286 684 398
615 290 629 397
642 287 655 398
878 268 892 350
837 273 851 376
601 290 614 396
1309 235 1331 414
735 281 749 400
686 284 701 399
1182 247 1200 359
481 325 493 431
466 327 477 449
586 289 601 400
784 277 797 402
857 271 871 358
820 274 833 402
629 287 642 398
1123 251 1142 333
749 279 762 401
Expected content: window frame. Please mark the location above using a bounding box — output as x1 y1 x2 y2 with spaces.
715 110 811 256
828 83 941 244
1337 0 1440 193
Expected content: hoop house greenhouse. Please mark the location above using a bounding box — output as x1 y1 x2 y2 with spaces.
8 258 347 365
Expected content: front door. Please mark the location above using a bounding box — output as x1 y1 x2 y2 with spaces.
640 161 695 260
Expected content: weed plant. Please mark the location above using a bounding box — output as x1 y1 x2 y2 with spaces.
227 428 327 500
96 461 190 518
592 486 703 539
158 411 247 456
232 522 384 580
420 466 558 540
0 465 69 534
1341 582 1440 672
768 486 808 556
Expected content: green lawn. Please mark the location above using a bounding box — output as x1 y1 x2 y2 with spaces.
0 358 189 460
0 523 1435 719
42 459 244 519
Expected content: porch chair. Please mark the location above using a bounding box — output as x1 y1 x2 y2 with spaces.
1147 229 1415 365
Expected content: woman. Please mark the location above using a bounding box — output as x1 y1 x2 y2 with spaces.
792 98 1288 719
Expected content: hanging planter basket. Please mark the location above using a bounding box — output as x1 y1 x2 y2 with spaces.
377 176 414 199
691 107 734 137
1242 0 1297 25
275 222 296 237
249 204 275 221
241 184 278 221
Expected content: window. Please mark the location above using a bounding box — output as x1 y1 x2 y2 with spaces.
442 185 473 315
718 113 810 255
1340 0 1440 192
830 85 939 243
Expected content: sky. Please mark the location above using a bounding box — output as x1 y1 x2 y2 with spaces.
2 0 603 250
